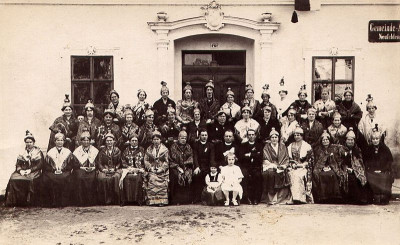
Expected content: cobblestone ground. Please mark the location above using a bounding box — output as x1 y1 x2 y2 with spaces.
1 202 399 245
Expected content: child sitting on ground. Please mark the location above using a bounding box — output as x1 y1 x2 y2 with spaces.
201 162 224 205
221 152 244 206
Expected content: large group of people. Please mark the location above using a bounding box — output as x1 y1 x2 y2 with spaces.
5 80 394 208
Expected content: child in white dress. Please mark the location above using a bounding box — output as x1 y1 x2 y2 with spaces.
221 152 244 206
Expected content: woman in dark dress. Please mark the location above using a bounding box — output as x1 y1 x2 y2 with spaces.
119 108 140 152
5 131 43 207
120 134 146 206
42 132 75 207
254 84 278 121
363 127 393 205
47 94 79 152
312 131 346 203
342 128 368 204
72 129 99 206
257 104 280 144
95 132 122 205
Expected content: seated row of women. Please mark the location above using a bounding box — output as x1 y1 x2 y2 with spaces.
5 118 393 207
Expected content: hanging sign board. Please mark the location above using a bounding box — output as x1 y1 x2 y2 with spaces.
369 20 400 42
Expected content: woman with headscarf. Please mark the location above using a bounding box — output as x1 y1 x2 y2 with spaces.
119 106 140 152
234 106 260 143
107 90 124 126
358 95 386 147
261 128 292 205
95 132 122 205
289 85 313 124
241 84 260 117
144 130 169 206
120 133 145 206
313 86 336 129
255 84 278 121
327 111 348 145
342 128 368 204
337 87 363 130
138 109 158 149
47 94 79 152
42 132 75 207
96 109 122 149
153 81 176 126
312 130 346 203
287 125 314 204
132 89 149 127
176 82 199 129
169 131 194 205
72 129 99 206
220 88 241 124
76 99 102 147
5 131 44 207
363 127 393 205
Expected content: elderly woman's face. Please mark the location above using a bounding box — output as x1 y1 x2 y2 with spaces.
372 136 380 146
106 137 114 147
110 94 119 104
81 137 90 148
25 139 34 149
294 133 303 142
322 137 330 147
184 90 192 100
125 114 133 123
270 135 279 144
346 138 355 148
63 107 73 117
307 111 316 121
130 137 139 147
178 133 187 145
333 117 341 127
55 138 64 148
321 91 329 100
138 91 146 101
227 95 234 103
104 114 113 124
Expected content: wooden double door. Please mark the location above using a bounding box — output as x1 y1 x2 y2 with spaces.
182 51 246 104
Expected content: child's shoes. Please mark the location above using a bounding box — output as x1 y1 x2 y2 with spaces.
232 200 239 206
224 200 230 206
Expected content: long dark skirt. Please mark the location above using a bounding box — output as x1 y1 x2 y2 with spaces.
72 169 97 206
261 169 292 205
366 171 392 204
121 173 145 205
313 170 342 203
42 171 72 207
345 173 369 204
5 172 41 207
97 171 121 205
169 169 192 205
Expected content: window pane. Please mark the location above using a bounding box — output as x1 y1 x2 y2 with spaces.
73 82 90 104
334 83 353 102
313 83 332 101
184 54 212 66
335 58 353 80
94 57 112 79
72 57 90 79
314 59 332 81
93 82 112 104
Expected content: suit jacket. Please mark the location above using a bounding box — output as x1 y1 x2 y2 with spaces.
193 141 215 172
214 142 238 167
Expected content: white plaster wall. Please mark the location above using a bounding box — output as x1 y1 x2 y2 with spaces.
0 3 399 190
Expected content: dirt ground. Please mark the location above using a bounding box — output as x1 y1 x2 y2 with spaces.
0 202 399 245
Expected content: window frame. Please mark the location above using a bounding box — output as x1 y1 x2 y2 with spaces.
71 56 114 112
311 56 355 103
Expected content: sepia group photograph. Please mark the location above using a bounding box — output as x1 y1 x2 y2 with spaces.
0 0 399 244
